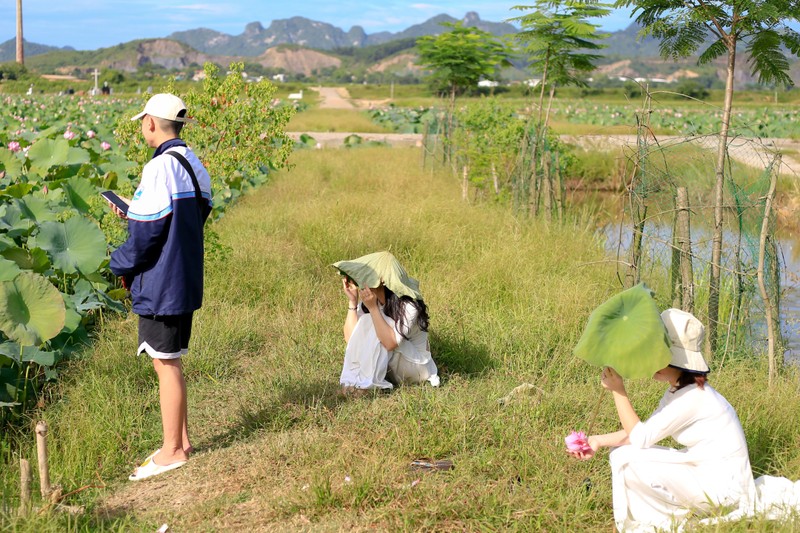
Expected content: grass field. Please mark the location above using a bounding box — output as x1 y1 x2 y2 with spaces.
3 148 800 531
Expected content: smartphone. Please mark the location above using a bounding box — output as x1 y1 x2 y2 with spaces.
100 191 129 215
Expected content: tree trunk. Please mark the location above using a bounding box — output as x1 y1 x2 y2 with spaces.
707 41 737 357
16 0 24 65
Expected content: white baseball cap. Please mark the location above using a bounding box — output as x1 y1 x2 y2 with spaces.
131 93 188 122
661 308 710 374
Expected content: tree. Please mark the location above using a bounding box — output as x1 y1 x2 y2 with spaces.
510 0 611 215
416 22 509 107
616 0 800 356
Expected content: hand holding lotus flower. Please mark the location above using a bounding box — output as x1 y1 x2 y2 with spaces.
565 431 597 460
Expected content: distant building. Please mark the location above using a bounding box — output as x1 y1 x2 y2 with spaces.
478 80 499 88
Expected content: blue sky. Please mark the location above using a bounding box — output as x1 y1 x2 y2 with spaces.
1 1 635 51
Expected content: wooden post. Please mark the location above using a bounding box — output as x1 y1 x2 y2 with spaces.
461 165 469 202
492 163 499 195
757 162 779 385
675 187 694 313
35 421 52 497
556 151 565 224
19 458 32 516
542 150 552 222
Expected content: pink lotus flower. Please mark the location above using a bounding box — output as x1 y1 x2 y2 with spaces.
565 431 593 454
87 130 96 138
101 141 111 151
63 130 76 140
7 141 21 152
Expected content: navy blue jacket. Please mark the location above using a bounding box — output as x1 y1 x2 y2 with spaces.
110 140 213 316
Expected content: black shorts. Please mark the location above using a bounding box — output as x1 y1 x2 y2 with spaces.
137 313 194 359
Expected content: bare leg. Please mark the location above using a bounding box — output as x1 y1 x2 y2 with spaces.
152 358 189 465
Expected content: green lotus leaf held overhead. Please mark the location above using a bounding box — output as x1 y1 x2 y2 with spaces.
333 251 422 300
573 283 672 379
0 271 66 346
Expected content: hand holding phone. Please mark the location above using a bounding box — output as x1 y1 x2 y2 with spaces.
101 191 130 218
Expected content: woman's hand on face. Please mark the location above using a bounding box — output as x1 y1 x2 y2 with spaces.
601 366 625 393
359 287 378 310
342 278 359 305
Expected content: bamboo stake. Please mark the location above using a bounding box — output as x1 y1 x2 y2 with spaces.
675 187 694 313
19 458 32 516
35 421 52 497
461 165 469 202
757 159 779 385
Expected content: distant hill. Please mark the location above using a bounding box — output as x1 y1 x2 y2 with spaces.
24 39 213 74
600 23 663 58
0 38 73 62
166 12 517 56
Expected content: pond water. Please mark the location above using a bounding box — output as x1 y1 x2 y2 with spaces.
602 221 800 361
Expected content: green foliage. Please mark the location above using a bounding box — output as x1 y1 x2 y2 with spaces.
511 0 612 89
452 98 526 196
616 0 800 87
115 62 295 216
0 62 28 81
416 22 510 98
332 37 418 63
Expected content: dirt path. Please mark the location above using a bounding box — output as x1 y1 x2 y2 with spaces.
312 86 356 109
563 134 800 176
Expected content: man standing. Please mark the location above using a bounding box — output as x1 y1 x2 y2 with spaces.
108 93 212 481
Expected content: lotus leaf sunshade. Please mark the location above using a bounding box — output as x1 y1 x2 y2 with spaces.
573 283 672 379
333 251 422 300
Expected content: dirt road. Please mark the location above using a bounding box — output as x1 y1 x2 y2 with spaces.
312 86 355 109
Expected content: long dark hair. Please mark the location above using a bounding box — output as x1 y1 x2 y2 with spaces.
361 286 429 339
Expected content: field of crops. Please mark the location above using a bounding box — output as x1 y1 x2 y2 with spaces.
0 95 141 420
366 98 800 139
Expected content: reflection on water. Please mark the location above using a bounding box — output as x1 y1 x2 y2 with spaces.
603 222 800 360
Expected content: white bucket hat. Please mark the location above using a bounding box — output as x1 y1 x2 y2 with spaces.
660 308 709 374
131 93 188 122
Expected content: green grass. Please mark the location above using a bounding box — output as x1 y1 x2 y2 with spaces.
2 148 800 531
287 108 393 133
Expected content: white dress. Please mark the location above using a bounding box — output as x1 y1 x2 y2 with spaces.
339 302 439 389
610 384 756 532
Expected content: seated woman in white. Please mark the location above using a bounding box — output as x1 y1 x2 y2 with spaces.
571 309 756 532
335 251 439 391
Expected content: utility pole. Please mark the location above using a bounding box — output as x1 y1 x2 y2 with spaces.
92 68 99 95
16 0 24 65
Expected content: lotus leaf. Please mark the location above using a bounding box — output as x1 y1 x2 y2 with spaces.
0 148 23 179
19 196 58 223
1 183 35 199
333 251 422 300
1 246 51 274
0 271 66 346
61 293 82 334
573 283 672 379
0 202 34 238
62 175 96 214
27 138 90 176
33 217 106 275
0 341 21 364
0 256 21 281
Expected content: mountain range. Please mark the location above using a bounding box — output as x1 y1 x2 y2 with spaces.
0 11 676 65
